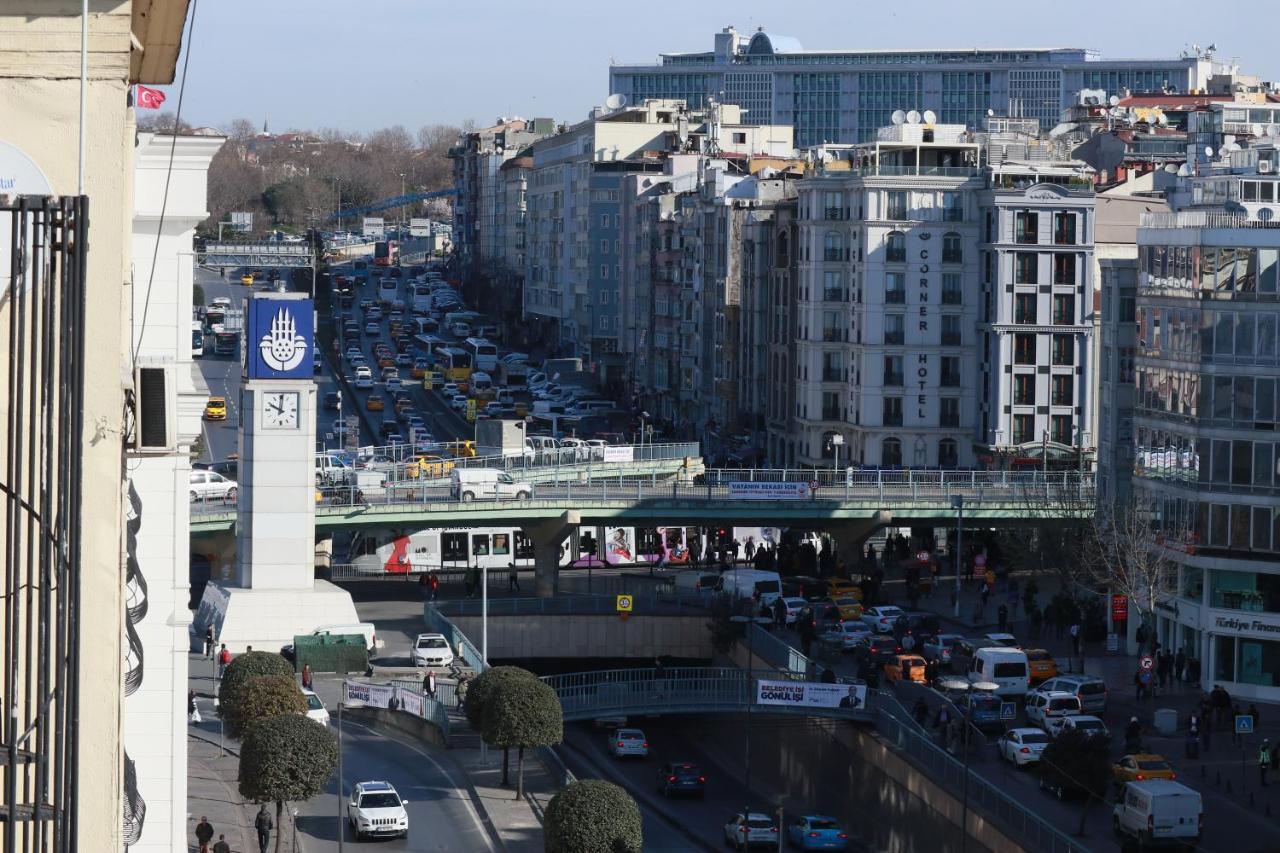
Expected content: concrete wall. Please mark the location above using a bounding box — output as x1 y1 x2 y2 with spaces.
451 613 711 660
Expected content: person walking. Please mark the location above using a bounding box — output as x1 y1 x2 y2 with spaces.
912 697 929 727
507 562 520 592
1247 702 1260 731
423 669 436 700
194 816 214 853
300 662 313 691
254 805 274 853
204 624 215 658
188 689 200 725
212 835 231 853
1260 739 1272 787
428 572 440 602
997 603 1009 633
1069 622 1082 657
217 644 231 680
1175 648 1187 684
455 674 470 711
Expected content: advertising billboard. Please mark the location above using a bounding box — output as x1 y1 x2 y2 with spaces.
362 217 385 238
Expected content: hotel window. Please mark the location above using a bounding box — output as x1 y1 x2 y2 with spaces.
1015 252 1038 284
942 232 963 264
886 191 908 221
941 356 961 387
1053 212 1077 245
885 272 906 304
1052 293 1075 325
1051 374 1074 406
824 231 844 262
1014 294 1038 324
886 231 907 263
883 355 904 387
1053 253 1076 285
1050 414 1073 445
1014 333 1036 365
1015 211 1038 244
1013 413 1034 444
942 192 964 222
882 437 903 467
883 397 903 427
1014 374 1036 405
884 314 905 345
941 273 962 305
1051 334 1074 366
941 314 962 346
940 397 960 428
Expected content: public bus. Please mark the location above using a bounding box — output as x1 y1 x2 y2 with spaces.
435 347 473 382
191 321 205 358
344 525 783 575
373 240 400 267
377 276 398 305
463 337 499 372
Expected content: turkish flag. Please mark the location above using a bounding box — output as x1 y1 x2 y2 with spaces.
136 85 166 110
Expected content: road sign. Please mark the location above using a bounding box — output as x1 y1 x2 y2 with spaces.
465 398 476 422
1000 702 1017 721
1235 715 1254 735
616 594 633 613
1139 655 1155 671
1139 670 1153 685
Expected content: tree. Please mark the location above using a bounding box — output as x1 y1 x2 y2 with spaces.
238 714 338 853
481 676 563 799
221 675 306 736
219 651 295 731
1038 728 1112 836
193 283 204 306
544 779 642 853
464 666 539 786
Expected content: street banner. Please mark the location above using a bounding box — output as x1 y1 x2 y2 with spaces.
755 679 866 711
397 688 424 717
728 481 809 501
602 446 634 463
344 681 394 708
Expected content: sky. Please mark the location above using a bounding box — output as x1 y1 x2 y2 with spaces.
166 0 1274 134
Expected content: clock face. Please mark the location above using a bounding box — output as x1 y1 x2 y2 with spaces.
262 391 299 429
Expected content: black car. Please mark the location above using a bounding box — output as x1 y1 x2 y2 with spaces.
863 635 902 666
656 762 705 798
323 392 341 411
379 419 400 438
782 576 830 601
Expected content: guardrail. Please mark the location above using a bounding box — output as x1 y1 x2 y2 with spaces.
323 441 701 478
423 606 488 674
342 679 451 743
434 590 710 616
747 622 819 677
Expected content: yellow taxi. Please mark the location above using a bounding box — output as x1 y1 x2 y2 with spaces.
202 397 227 421
411 360 429 380
1025 648 1059 683
1112 754 1177 784
407 454 454 479
826 578 863 601
366 395 385 412
832 596 863 621
239 273 254 285
445 440 476 459
883 654 928 684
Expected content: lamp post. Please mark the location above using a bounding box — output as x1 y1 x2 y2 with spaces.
729 614 762 800
951 495 964 619
337 700 345 851
829 433 844 475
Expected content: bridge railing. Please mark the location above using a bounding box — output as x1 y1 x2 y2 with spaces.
423 606 487 673
434 591 709 617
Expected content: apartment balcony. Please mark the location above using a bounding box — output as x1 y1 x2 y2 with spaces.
941 290 963 305
823 249 845 262
822 289 846 302
884 373 904 387
886 249 907 264
941 332 962 346
885 290 906 305
821 407 845 421
884 331 904 345
821 369 847 383
883 412 904 427
821 328 845 343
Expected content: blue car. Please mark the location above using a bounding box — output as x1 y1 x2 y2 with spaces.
786 815 849 850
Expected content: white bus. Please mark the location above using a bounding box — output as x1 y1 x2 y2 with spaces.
463 337 498 372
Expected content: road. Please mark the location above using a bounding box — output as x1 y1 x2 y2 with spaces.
293 718 498 851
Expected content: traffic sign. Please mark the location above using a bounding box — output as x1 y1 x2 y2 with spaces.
1000 702 1017 721
1139 670 1153 685
1139 655 1155 671
1235 715 1254 735
615 594 633 613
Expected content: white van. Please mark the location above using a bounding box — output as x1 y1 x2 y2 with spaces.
451 469 533 501
718 569 782 606
311 622 382 654
968 647 1031 697
1113 780 1202 846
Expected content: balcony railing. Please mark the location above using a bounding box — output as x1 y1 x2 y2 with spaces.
884 412 904 426
942 251 963 264
884 373 905 387
822 369 847 382
886 249 907 263
822 407 844 421
941 290 963 305
824 249 845 262
823 289 846 302
822 328 844 342
824 207 845 220
884 331 905 345
941 332 962 346
885 290 906 304
1140 211 1280 229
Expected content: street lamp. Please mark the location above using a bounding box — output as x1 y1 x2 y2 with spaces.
337 700 345 851
951 495 964 619
829 433 844 475
730 613 768 800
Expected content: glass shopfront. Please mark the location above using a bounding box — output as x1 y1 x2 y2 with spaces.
1210 569 1280 614
1213 633 1280 687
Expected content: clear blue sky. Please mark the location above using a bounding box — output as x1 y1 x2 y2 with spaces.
169 0 1272 133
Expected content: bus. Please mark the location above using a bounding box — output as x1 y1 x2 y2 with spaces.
463 337 498 372
435 347 473 382
373 240 400 267
191 321 205 358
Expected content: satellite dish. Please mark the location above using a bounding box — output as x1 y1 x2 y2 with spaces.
922 109 937 125
1109 95 1121 107
891 109 906 125
986 108 995 117
1224 134 1236 146
1157 114 1168 126
605 93 627 110
906 110 921 124
1252 123 1264 137
1204 146 1215 158
1163 163 1178 173
1177 163 1191 177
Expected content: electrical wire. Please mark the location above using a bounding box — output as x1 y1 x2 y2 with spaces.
131 0 200 368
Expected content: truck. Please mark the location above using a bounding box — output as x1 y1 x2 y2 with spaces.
211 309 244 358
475 420 532 460
191 320 205 358
495 359 529 387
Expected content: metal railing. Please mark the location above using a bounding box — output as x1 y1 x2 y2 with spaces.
1140 210 1280 230
423 606 488 673
344 679 451 743
434 589 710 616
747 623 818 677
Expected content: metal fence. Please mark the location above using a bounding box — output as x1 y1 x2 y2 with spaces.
434 591 709 617
423 606 487 673
344 679 451 743
746 623 819 678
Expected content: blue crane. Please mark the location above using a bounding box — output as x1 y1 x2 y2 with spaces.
329 188 457 220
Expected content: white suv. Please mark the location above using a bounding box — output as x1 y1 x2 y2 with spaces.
348 781 408 840
1024 690 1081 735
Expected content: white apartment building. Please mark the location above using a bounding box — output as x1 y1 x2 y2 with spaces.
793 122 984 469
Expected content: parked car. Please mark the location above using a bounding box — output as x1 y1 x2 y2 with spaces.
998 728 1050 767
655 762 705 798
610 728 648 759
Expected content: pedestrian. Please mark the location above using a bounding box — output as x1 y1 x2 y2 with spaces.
507 562 520 592
1260 738 1272 787
979 584 990 611
1175 648 1187 684
1248 702 1260 731
188 689 200 725
255 804 274 853
428 572 439 602
204 624 215 658
195 816 214 853
1156 651 1170 689
423 669 437 699
1125 716 1142 752
1069 622 1081 657
997 603 1008 633
772 597 786 630
456 674 470 710
217 644 231 679
912 698 929 727
1134 670 1148 702
213 834 231 853
934 704 952 736
301 663 313 691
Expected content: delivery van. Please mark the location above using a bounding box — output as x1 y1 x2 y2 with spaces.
718 569 782 606
968 647 1031 697
1113 780 1202 846
450 469 533 502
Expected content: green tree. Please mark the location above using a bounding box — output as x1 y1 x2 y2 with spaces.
238 714 338 853
464 666 539 785
219 651 294 731
193 283 204 306
544 779 642 853
1037 727 1112 835
481 676 563 799
221 674 306 736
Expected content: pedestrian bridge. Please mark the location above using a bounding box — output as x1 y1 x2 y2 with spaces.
190 469 1092 534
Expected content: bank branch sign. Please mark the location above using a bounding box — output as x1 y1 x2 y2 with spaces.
245 296 314 380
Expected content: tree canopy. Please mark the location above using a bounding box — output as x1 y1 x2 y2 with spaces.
238 713 338 807
1038 727 1113 835
481 675 563 798
219 651 295 732
464 665 537 730
221 674 306 736
544 779 642 853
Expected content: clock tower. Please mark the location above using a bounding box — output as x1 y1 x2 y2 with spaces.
204 291 357 650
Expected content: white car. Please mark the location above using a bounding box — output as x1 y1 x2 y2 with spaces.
779 596 808 625
189 470 237 503
302 689 330 726
998 727 1050 767
821 620 874 650
347 780 409 840
442 382 460 395
723 812 778 849
353 366 374 389
984 632 1021 649
861 605 905 634
449 394 468 412
610 728 649 759
1025 690 1082 735
410 632 454 667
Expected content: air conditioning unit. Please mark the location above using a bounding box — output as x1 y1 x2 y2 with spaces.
1259 160 1274 173
132 365 176 452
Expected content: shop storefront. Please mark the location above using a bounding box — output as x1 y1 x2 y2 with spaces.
1206 612 1280 700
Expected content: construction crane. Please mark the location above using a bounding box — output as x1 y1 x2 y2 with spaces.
329 187 457 221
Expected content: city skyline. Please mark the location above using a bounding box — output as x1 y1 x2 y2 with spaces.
169 0 1273 133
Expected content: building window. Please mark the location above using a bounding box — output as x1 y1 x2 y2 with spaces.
940 397 960 428
600 265 609 279
1014 293 1038 324
941 273 962 304
1014 333 1036 365
823 270 844 302
885 314 905 345
883 397 903 426
939 438 959 468
941 356 961 387
885 272 906 304
942 232 963 264
886 191 908 221
824 191 843 219
1013 413 1034 444
1015 252 1038 284
941 314 961 346
884 355 904 386
882 437 903 467
1051 333 1074 366
1054 253 1076 285
1052 293 1075 325
886 231 906 263
822 351 845 382
1053 211 1077 245
824 231 844 262
1014 373 1036 405
1052 374 1074 406
1015 211 1038 244
942 192 964 222
1050 413 1072 444
822 391 841 420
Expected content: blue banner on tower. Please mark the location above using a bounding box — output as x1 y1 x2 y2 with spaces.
245 296 314 380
